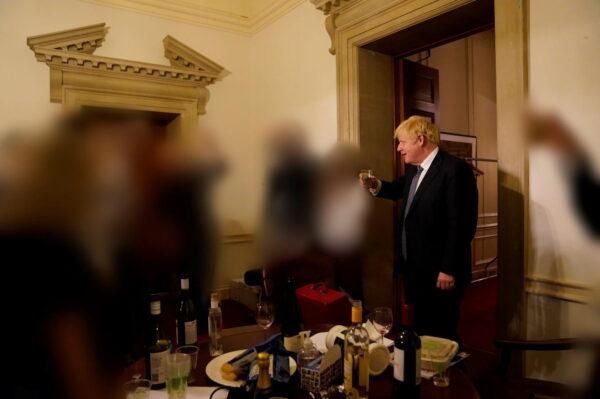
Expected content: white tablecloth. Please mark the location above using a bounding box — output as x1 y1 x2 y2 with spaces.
149 386 228 399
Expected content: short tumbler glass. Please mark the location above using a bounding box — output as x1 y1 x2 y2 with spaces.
166 353 191 399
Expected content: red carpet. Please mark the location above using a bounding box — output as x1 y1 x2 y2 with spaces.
459 277 497 354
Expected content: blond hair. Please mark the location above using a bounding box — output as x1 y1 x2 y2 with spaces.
394 115 440 145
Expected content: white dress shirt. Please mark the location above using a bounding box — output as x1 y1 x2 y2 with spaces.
370 146 439 195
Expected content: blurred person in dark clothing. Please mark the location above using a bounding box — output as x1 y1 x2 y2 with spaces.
526 111 600 236
1 112 223 399
261 122 318 264
260 122 324 322
526 110 600 399
0 113 142 399
122 126 225 333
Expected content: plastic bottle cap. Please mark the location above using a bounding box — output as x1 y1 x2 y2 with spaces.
351 300 363 323
150 300 161 315
210 292 220 308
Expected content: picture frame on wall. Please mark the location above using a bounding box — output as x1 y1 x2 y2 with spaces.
440 132 477 164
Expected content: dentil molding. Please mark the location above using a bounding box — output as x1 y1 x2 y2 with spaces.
27 23 228 116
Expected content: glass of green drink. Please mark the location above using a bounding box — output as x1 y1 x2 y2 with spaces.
166 353 191 399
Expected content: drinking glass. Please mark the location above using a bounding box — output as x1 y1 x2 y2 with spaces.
432 361 450 387
371 307 393 344
176 345 198 383
359 169 374 182
123 375 151 399
256 300 275 330
166 353 191 399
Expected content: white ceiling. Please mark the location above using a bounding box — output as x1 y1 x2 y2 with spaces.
79 0 306 35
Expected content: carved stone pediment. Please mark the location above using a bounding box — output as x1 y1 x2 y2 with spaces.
163 35 230 79
28 23 228 117
27 23 108 54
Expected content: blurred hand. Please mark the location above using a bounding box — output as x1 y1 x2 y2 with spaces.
524 110 580 155
359 175 379 190
436 272 455 290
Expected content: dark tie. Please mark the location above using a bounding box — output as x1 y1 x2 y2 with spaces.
402 165 423 260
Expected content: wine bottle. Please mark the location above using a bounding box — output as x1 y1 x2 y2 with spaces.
393 304 421 398
176 276 197 346
343 300 370 399
208 292 223 356
147 299 171 389
281 275 303 353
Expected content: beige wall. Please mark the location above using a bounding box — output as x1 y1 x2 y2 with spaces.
410 30 498 278
526 0 600 385
0 0 337 289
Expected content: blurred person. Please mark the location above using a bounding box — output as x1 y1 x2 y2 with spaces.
526 110 600 399
260 122 339 322
0 112 143 399
316 144 369 299
360 116 478 341
526 110 600 236
121 125 225 333
261 121 318 263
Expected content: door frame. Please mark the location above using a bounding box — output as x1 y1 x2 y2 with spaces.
311 0 529 340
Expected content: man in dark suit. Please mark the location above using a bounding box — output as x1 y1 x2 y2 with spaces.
361 116 478 341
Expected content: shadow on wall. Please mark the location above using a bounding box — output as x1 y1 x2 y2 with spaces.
497 170 525 341
526 200 565 377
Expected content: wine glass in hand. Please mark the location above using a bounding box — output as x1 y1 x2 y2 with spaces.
371 307 393 344
359 169 377 190
256 300 274 330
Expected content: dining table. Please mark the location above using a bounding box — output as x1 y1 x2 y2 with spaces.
179 324 481 399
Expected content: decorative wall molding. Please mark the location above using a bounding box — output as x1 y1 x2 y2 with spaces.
163 35 229 79
310 0 354 15
525 275 593 304
27 22 108 54
79 0 305 36
28 23 228 118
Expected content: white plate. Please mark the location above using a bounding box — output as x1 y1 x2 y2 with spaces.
205 350 297 388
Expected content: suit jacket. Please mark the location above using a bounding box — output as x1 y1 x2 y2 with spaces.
377 149 478 295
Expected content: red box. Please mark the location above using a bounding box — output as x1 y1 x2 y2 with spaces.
296 283 351 328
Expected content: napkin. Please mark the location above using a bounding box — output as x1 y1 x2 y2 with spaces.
229 333 291 383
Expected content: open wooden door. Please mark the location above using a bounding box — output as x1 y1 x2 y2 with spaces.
392 58 440 327
394 58 440 175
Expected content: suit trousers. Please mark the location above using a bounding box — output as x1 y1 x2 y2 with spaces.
411 283 463 342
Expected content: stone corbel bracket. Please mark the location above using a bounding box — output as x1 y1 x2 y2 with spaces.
310 0 353 54
28 23 228 115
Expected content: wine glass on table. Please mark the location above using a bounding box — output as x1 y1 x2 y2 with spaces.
256 299 275 330
371 307 393 344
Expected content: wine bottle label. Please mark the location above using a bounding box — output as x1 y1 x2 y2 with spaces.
284 334 301 353
393 348 404 381
344 353 353 392
358 353 369 388
416 349 421 384
184 320 197 344
393 347 421 385
149 348 169 384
